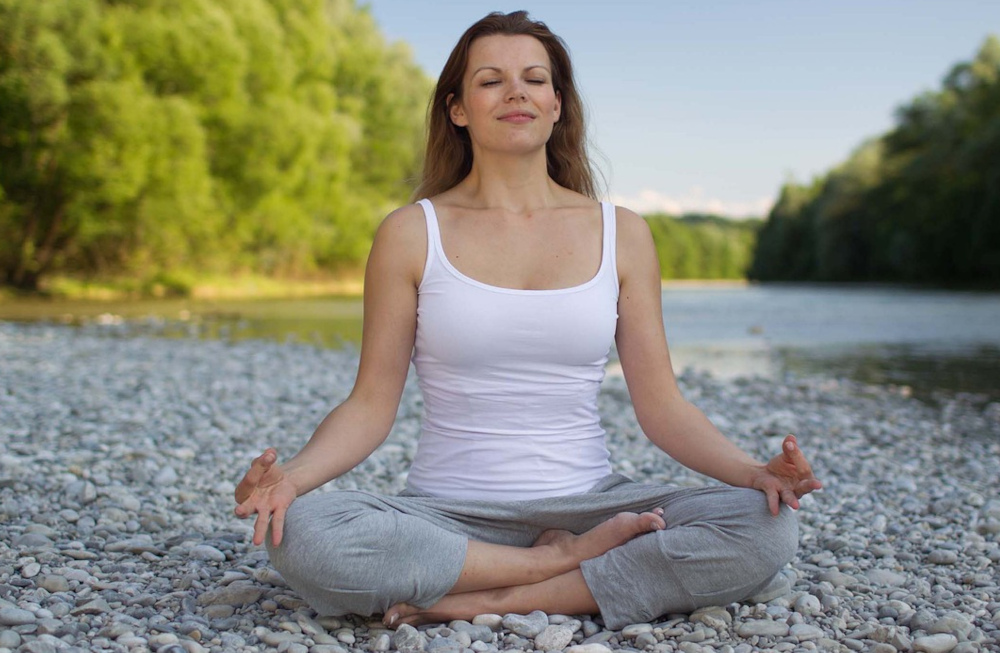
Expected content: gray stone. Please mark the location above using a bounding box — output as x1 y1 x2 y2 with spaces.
451 621 493 643
372 633 392 651
566 645 613 653
865 569 907 587
535 625 574 651
503 611 549 638
472 614 503 631
582 630 615 645
38 575 71 593
622 623 654 638
789 624 824 641
19 640 59 653
427 637 462 653
735 620 789 637
928 550 959 565
20 562 41 578
913 634 959 653
930 613 974 639
196 582 263 607
0 629 22 647
154 466 179 486
394 624 428 653
817 570 858 588
793 593 822 615
0 608 36 626
253 567 288 587
70 598 111 615
12 533 54 549
634 632 658 649
690 606 732 630
189 545 226 562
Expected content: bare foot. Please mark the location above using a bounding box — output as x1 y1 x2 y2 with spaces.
536 509 666 567
383 596 483 628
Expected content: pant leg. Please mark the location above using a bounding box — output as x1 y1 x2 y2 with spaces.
579 484 798 629
266 490 470 616
264 477 643 616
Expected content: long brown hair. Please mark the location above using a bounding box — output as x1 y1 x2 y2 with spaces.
412 11 598 200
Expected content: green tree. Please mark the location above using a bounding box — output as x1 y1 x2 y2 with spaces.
0 0 431 291
751 35 1000 286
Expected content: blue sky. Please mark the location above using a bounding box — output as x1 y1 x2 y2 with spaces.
363 0 998 217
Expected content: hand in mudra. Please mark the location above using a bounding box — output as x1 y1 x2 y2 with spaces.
234 448 297 547
751 434 822 516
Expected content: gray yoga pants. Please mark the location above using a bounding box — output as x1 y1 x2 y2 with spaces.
265 474 798 629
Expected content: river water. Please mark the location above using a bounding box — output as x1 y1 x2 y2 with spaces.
3 284 999 401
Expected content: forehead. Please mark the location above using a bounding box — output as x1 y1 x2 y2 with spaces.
466 34 551 74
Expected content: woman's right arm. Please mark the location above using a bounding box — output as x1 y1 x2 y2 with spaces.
234 204 427 545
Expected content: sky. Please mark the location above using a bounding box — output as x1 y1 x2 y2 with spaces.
363 0 998 217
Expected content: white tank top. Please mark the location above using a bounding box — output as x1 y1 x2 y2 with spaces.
406 198 618 500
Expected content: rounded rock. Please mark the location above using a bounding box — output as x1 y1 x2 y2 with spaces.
393 624 428 653
0 607 36 627
472 614 503 631
913 633 959 653
535 625 574 651
622 623 654 638
189 545 226 562
794 594 822 615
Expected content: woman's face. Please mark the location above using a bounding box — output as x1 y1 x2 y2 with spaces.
450 34 562 155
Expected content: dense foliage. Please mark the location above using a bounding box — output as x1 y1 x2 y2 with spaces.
750 36 1000 285
646 213 760 280
0 0 430 291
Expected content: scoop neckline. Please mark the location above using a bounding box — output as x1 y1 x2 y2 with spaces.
419 198 609 296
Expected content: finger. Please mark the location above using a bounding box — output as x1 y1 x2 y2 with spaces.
780 489 800 510
235 448 277 503
234 499 254 519
782 435 814 476
270 506 286 548
766 487 780 516
795 477 823 497
252 510 271 547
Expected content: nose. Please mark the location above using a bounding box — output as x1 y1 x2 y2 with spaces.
506 80 527 102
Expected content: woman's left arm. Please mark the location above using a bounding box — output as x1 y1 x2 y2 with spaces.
613 208 821 514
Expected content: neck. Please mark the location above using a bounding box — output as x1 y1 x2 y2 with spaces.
457 146 558 212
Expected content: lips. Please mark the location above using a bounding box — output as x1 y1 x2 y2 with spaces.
498 111 535 123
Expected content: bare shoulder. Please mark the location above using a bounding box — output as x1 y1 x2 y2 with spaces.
370 203 427 284
614 205 656 262
614 205 653 244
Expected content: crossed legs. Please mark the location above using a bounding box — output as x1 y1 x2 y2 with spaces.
266 482 798 630
385 511 666 626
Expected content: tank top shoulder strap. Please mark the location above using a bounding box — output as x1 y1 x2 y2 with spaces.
601 201 619 290
416 198 442 286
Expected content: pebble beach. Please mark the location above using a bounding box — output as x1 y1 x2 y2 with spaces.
1 322 999 653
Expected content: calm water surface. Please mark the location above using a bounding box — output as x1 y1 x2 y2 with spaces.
3 284 999 401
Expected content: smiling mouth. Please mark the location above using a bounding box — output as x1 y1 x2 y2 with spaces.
498 113 535 123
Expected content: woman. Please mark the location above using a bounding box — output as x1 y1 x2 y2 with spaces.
234 10 821 630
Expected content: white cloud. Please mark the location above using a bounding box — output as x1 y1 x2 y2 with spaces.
610 188 774 218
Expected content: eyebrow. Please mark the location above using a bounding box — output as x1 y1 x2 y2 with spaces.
471 64 551 76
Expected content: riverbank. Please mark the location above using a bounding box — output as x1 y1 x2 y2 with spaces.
1 323 998 652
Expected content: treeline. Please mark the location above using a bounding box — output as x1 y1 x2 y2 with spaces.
750 36 1000 285
0 0 430 292
646 213 761 280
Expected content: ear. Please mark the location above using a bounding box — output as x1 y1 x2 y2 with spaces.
553 89 562 123
447 92 468 127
